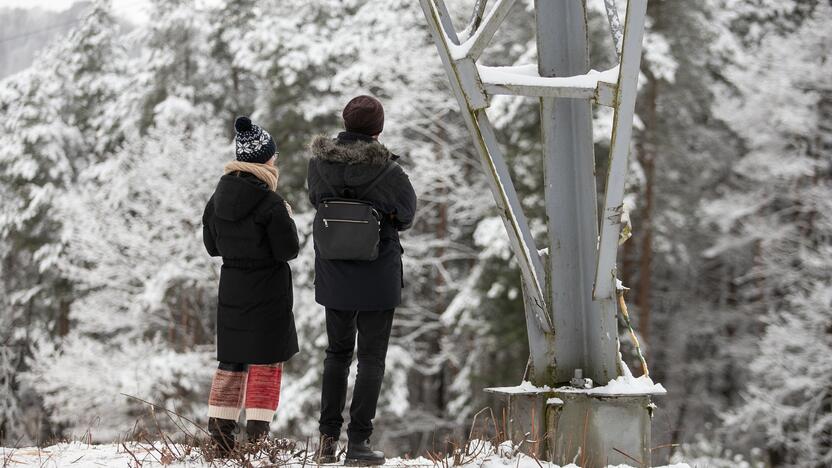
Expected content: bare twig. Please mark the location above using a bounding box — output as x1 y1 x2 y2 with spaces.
651 443 680 451
468 407 491 441
37 443 58 468
122 442 143 468
2 435 24 468
617 290 650 376
612 447 644 467
120 393 211 437
580 409 589 467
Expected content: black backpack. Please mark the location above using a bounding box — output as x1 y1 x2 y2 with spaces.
313 162 396 261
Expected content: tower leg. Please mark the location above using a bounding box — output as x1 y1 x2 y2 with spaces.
535 0 618 385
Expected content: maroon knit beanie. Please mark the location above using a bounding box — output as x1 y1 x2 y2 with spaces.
342 95 384 136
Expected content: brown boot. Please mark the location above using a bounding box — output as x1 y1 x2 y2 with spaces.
315 434 339 464
208 417 237 457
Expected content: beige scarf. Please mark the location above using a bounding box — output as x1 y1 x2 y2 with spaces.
224 160 279 192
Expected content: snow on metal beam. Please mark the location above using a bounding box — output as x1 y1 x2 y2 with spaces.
604 0 625 56
478 64 619 102
433 0 460 44
458 0 489 43
593 0 648 300
454 0 518 60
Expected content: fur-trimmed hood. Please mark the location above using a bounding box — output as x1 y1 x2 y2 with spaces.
309 134 393 166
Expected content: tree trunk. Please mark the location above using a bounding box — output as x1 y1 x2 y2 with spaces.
635 71 658 347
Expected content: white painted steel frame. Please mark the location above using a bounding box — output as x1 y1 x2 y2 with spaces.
593 0 649 301
420 0 553 333
419 0 649 378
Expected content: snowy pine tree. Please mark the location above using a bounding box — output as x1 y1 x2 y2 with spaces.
0 1 127 442
0 0 827 461
707 3 832 465
20 103 226 440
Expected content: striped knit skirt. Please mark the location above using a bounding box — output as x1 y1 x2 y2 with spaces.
207 362 283 422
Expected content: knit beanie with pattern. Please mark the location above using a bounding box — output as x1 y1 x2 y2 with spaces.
234 116 276 164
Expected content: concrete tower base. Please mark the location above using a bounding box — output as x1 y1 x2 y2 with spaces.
486 386 660 467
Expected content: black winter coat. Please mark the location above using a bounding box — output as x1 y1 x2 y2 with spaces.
307 132 417 310
203 171 300 364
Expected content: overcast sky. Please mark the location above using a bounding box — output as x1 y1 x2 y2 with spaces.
0 0 232 22
0 0 149 11
0 0 151 22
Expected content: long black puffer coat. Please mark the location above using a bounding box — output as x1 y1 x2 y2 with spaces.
307 131 417 311
203 171 300 364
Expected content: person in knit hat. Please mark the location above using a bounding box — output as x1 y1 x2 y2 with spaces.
202 116 300 456
233 116 277 164
342 95 385 137
307 96 417 466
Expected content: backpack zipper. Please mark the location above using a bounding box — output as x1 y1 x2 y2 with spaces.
324 200 366 206
323 218 369 227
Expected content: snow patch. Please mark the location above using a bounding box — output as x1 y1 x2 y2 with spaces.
1 441 691 468
490 373 666 397
559 374 667 396
487 380 554 394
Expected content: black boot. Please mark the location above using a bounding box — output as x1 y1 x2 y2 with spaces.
316 434 339 464
345 439 384 466
246 420 270 442
208 417 237 457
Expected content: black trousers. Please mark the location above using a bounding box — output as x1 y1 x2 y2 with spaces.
319 308 394 441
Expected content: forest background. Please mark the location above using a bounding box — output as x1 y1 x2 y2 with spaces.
1 1 830 466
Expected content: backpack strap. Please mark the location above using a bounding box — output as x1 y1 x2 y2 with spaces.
314 161 342 198
357 162 396 199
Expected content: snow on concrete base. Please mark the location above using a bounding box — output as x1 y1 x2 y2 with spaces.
488 374 666 398
2 441 691 468
556 374 667 396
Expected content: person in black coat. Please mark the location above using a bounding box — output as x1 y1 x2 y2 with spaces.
307 96 417 466
202 116 300 455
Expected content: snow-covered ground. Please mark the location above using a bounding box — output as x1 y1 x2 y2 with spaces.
1 441 692 468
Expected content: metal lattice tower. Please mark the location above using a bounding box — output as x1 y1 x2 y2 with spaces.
419 0 659 465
